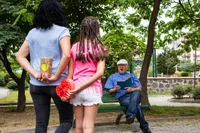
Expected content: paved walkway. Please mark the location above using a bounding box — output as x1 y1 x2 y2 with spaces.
7 117 200 133
0 87 9 99
1 88 200 133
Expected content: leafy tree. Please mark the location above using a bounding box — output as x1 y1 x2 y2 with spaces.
102 31 145 78
0 0 28 112
157 49 179 74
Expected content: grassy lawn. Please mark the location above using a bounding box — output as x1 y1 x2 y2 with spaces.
0 90 32 104
0 89 172 104
148 91 171 96
99 104 200 117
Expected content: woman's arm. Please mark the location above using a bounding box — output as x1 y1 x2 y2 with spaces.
16 40 41 79
66 58 74 79
48 36 71 81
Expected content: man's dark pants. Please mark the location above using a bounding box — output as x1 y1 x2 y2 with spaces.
30 84 73 133
119 91 149 130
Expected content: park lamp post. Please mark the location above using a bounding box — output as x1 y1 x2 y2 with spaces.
152 47 157 77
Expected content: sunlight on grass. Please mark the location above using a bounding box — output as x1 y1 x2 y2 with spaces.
0 90 32 104
144 106 200 117
148 91 171 96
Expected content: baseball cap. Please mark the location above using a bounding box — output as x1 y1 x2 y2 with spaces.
117 59 128 65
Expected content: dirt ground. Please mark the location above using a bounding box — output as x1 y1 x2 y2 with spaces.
0 106 129 133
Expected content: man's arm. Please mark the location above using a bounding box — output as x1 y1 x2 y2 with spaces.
104 74 120 94
109 85 120 94
126 86 142 93
126 74 142 93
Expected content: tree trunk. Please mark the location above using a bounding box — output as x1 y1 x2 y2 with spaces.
16 70 27 112
139 0 161 105
0 49 27 112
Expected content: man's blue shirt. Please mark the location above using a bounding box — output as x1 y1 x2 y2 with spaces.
104 72 142 99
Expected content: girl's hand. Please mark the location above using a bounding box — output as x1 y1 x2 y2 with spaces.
61 97 69 102
67 86 81 99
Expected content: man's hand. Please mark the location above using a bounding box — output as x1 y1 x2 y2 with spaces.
110 85 120 93
115 85 121 91
126 87 135 93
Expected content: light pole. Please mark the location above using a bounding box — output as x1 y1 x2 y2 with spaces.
152 48 157 77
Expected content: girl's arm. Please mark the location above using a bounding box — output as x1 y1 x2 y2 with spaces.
16 40 41 80
70 59 105 94
48 36 71 81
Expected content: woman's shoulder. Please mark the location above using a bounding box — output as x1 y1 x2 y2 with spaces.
53 25 69 31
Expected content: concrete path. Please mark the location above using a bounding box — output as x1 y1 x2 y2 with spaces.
1 88 200 133
149 96 200 107
7 117 200 133
0 87 9 99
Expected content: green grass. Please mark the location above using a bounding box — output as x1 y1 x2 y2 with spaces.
1 105 200 117
0 90 32 104
145 106 200 117
148 91 171 96
99 104 200 117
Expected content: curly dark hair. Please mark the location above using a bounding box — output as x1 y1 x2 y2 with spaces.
75 16 107 63
34 0 66 29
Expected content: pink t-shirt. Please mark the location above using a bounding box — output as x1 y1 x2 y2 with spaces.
70 42 106 89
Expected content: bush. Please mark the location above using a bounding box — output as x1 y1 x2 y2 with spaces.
184 85 194 97
3 74 11 83
192 86 200 100
6 81 18 90
0 76 6 86
6 81 29 90
181 72 189 77
171 86 187 98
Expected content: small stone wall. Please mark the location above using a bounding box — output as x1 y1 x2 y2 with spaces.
147 77 200 92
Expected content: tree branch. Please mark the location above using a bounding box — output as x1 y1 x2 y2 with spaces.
178 0 200 25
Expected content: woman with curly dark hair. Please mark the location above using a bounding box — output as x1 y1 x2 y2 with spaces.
16 0 73 132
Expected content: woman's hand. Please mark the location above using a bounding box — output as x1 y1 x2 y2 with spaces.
33 72 42 81
48 74 59 82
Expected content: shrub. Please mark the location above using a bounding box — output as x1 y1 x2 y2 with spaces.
171 86 187 98
184 85 194 97
192 86 200 100
3 74 11 83
181 72 189 77
0 76 6 86
6 81 18 90
6 81 29 90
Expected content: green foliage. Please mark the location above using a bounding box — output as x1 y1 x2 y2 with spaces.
6 81 29 90
102 31 145 77
157 49 179 74
6 81 18 90
178 63 200 72
193 86 200 100
3 74 11 83
171 86 187 99
184 85 194 97
181 72 189 77
0 77 6 86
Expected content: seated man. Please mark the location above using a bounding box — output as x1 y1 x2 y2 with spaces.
104 59 151 133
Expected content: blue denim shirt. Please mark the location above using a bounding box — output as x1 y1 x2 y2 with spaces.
104 72 142 99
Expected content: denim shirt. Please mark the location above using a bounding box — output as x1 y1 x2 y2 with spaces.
104 72 142 99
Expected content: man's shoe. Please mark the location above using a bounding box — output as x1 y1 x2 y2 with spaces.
142 128 152 133
126 115 134 124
